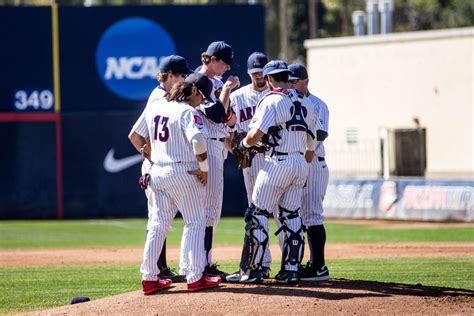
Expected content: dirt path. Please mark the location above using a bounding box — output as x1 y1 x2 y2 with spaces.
19 280 474 315
2 242 473 267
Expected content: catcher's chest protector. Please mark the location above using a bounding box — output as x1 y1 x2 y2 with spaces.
267 88 309 132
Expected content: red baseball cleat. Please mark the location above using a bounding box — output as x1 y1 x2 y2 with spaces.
187 275 221 292
142 278 172 295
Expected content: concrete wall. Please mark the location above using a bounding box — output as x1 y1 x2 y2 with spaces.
304 27 474 178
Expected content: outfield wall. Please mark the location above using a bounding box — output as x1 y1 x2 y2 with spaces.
324 179 474 222
0 5 260 219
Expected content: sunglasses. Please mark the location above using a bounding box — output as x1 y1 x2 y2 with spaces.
288 79 300 84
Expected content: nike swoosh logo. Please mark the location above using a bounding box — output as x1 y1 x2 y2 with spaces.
103 149 142 173
316 269 328 276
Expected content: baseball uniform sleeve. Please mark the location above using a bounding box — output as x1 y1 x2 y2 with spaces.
303 97 322 137
130 110 149 138
320 101 329 133
182 109 206 143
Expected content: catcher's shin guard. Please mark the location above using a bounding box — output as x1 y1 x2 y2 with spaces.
275 206 305 270
239 204 271 275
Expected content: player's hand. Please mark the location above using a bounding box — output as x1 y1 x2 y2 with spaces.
224 76 240 90
188 169 208 186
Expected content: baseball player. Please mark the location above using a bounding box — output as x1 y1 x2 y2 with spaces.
228 60 321 284
179 41 239 279
288 63 330 281
227 52 272 279
139 55 192 283
128 73 222 294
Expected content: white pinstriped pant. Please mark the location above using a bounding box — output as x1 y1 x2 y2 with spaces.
141 159 154 226
141 162 206 284
204 139 226 227
301 158 329 226
251 153 309 271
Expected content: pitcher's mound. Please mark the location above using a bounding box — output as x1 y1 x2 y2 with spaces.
23 279 474 315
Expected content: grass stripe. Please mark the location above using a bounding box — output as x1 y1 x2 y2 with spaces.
0 219 473 249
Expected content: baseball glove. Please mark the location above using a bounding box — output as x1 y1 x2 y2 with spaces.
231 132 252 169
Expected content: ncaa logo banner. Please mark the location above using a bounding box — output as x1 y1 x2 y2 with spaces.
96 17 176 100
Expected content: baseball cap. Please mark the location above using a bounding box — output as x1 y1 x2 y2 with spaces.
262 60 292 77
185 73 213 103
206 41 235 66
247 52 268 74
159 55 193 74
288 63 309 80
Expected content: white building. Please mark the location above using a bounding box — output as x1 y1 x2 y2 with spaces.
304 27 474 179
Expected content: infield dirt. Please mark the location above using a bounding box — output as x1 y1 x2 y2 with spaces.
8 220 474 315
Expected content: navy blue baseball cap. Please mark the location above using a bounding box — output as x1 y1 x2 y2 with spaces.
185 73 213 102
159 55 193 74
206 41 235 66
262 60 292 77
247 52 268 74
288 63 309 80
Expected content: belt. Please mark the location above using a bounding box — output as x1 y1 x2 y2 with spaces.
274 151 304 156
318 157 325 162
210 137 225 142
288 126 306 132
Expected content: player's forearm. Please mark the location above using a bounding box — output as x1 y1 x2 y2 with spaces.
218 86 232 111
191 133 209 172
129 132 146 154
244 128 264 147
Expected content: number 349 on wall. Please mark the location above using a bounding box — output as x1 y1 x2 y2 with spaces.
13 89 54 111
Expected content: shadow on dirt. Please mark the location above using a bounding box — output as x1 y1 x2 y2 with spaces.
158 279 474 301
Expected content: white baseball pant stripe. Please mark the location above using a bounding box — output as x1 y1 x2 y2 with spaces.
180 139 225 273
301 159 329 226
141 162 206 284
251 154 309 271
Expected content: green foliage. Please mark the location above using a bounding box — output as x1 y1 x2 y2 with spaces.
1 219 473 249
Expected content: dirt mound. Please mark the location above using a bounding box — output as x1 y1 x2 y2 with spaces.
21 280 474 315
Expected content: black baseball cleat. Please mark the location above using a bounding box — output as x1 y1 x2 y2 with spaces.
261 266 271 279
275 270 299 284
203 263 229 280
299 263 330 281
158 267 186 283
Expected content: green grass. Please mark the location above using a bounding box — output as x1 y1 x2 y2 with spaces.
1 257 473 314
0 218 473 249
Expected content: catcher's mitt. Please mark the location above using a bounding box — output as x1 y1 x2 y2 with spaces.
231 132 252 169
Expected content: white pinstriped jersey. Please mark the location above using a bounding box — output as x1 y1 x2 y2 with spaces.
230 84 270 132
131 86 167 138
249 89 321 154
132 99 206 164
147 85 167 104
307 93 329 157
198 76 228 138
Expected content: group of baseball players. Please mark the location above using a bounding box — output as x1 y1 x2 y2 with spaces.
128 41 330 295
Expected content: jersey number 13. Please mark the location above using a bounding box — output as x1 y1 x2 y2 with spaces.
153 115 170 142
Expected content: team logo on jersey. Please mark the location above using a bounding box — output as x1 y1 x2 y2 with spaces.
96 17 176 100
193 114 204 128
239 106 256 123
